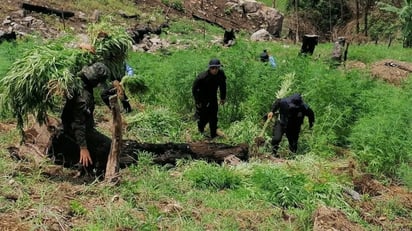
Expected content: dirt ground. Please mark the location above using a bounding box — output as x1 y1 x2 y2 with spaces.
371 59 412 85
344 59 412 85
0 0 257 38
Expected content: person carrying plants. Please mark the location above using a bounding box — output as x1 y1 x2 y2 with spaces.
50 62 112 176
266 93 314 156
80 32 133 113
192 58 227 139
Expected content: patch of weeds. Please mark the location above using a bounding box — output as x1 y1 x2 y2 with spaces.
161 0 185 12
252 166 311 208
69 200 88 216
224 7 233 15
184 161 243 190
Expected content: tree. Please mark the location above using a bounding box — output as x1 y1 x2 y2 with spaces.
285 0 352 40
362 0 376 36
379 0 412 47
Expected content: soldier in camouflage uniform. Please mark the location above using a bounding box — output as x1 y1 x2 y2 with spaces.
49 62 112 176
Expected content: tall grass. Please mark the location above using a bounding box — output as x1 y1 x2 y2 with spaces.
127 32 412 185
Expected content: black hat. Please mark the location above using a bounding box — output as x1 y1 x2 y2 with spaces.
208 59 222 68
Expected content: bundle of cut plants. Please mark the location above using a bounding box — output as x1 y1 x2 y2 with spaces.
88 22 133 81
0 42 89 136
0 23 133 137
121 75 148 95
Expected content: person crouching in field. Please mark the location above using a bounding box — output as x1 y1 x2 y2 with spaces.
49 62 112 176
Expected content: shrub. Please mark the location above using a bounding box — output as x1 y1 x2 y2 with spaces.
184 161 243 190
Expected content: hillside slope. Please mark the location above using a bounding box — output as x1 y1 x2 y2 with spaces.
0 0 276 40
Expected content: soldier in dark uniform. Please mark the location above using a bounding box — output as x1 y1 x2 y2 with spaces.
49 62 111 175
266 93 315 156
192 59 227 139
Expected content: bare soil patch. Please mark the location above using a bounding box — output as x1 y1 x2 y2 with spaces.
313 206 364 231
371 59 412 85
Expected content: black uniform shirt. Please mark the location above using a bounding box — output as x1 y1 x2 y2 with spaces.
61 85 95 148
192 69 227 105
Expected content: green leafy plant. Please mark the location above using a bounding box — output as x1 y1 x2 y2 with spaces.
184 161 243 190
161 0 185 12
88 21 133 80
69 200 88 216
0 42 87 134
252 166 311 208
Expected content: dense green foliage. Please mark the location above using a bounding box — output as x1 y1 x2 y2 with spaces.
0 40 87 132
124 35 412 183
379 0 412 47
0 16 411 230
0 23 132 134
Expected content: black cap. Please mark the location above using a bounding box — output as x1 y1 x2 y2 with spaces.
208 59 221 68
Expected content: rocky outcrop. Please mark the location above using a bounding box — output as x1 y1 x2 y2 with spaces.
228 0 284 37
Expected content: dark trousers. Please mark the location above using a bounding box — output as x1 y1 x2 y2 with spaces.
196 102 218 138
271 120 301 155
49 129 111 175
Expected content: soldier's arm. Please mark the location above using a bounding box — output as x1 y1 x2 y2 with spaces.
305 104 315 128
192 76 202 103
219 71 227 102
71 93 93 166
271 99 281 113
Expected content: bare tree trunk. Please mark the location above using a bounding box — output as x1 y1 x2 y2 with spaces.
363 6 368 36
388 36 393 48
329 0 332 41
105 95 122 183
363 0 373 37
295 0 299 44
356 0 360 34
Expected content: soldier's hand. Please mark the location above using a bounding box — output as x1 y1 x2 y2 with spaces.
220 99 225 105
267 112 274 120
79 147 93 167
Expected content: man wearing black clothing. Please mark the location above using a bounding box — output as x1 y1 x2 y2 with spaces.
267 93 315 155
192 59 227 139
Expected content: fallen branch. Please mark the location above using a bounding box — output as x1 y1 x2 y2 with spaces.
21 3 75 19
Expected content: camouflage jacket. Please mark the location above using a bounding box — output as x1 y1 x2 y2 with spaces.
61 85 95 148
